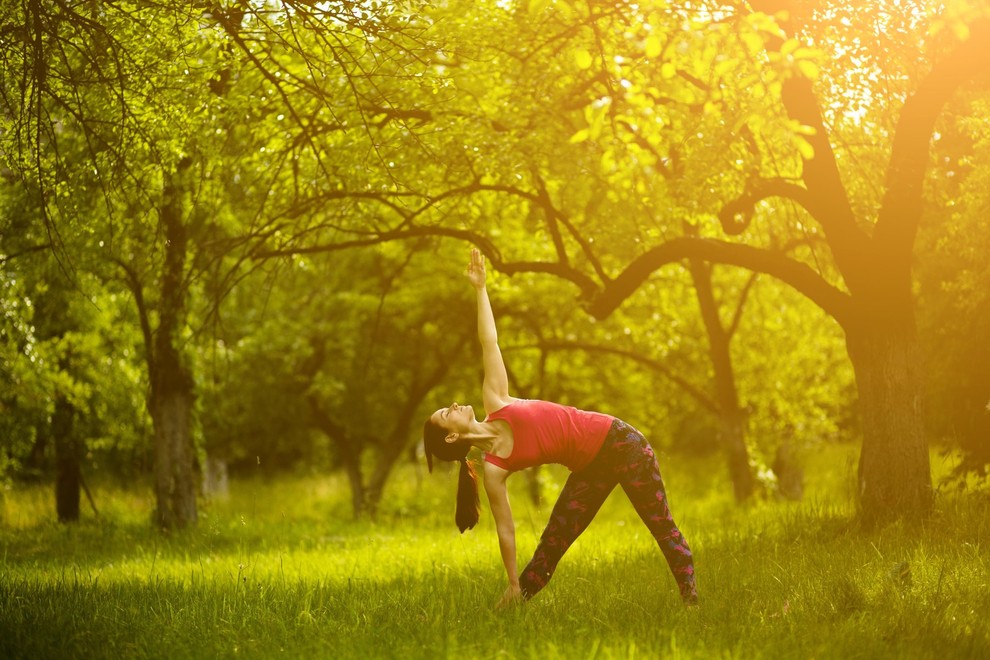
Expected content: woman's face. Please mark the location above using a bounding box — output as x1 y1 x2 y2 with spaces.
431 401 474 433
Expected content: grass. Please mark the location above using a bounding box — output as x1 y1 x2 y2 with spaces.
2 443 989 659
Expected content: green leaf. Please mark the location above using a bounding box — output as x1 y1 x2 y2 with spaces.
645 35 662 59
797 59 820 80
575 48 593 69
601 147 615 171
714 58 735 78
741 31 764 53
569 128 590 143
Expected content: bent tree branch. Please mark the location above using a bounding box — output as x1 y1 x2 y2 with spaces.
587 237 854 328
254 225 601 299
718 178 819 235
521 339 719 415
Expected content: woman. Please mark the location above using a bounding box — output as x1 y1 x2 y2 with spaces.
423 249 697 608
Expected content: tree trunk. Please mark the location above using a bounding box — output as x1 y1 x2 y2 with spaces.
151 159 197 529
720 411 756 502
25 433 47 480
847 323 932 523
364 481 383 519
773 441 804 501
308 399 369 518
525 468 542 507
689 259 758 501
53 386 81 523
151 378 197 528
366 456 397 519
362 353 463 518
202 454 230 500
343 456 368 518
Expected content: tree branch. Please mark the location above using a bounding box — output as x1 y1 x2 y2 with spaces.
718 177 817 234
588 236 853 328
0 243 50 264
253 225 601 299
532 174 611 284
745 1 872 293
533 177 569 266
726 272 760 340
515 339 719 415
875 19 990 266
113 257 156 387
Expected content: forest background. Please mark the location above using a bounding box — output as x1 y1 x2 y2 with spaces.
1 1 989 657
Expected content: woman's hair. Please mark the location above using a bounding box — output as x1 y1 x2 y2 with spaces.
423 418 480 533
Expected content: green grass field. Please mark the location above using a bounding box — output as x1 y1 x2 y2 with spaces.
2 443 988 659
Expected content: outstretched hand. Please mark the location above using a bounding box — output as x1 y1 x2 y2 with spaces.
495 583 523 611
466 248 487 290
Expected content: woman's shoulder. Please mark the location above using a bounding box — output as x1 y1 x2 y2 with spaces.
485 396 521 418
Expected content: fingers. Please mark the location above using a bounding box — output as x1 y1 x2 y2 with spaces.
466 249 487 288
467 248 484 274
495 586 523 610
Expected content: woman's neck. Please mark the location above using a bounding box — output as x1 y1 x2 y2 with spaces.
466 420 502 453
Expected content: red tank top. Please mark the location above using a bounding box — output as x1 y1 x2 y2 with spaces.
483 399 614 473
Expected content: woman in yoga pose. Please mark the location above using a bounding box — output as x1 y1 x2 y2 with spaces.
423 249 697 608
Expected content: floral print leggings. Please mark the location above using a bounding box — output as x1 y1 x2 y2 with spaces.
518 419 697 603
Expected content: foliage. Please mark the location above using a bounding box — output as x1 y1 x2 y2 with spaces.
917 95 990 478
0 263 150 481
0 267 46 481
734 273 857 452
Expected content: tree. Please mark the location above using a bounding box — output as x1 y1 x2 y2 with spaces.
581 2 990 520
201 245 476 517
2 1 229 527
510 1 988 520
0 252 148 522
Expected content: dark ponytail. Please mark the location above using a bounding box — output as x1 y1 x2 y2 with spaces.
424 418 480 533
455 458 480 533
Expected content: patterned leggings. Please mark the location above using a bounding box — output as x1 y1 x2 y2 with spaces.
518 419 697 603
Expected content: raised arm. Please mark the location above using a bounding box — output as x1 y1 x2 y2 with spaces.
484 463 522 608
466 249 512 414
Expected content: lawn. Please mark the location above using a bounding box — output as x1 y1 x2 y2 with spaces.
2 443 988 659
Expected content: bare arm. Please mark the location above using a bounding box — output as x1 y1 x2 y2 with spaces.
466 249 512 414
484 462 521 606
